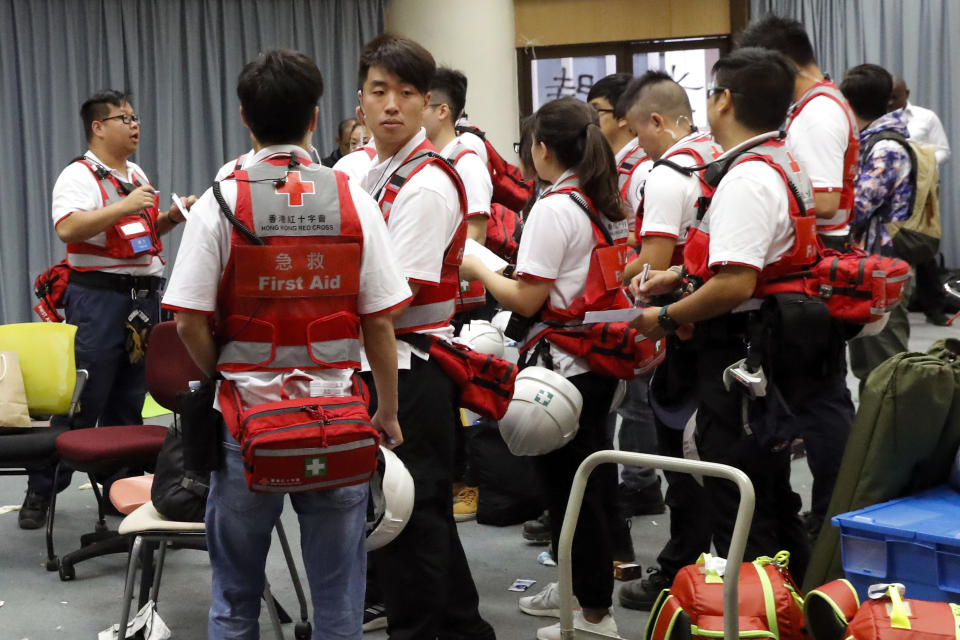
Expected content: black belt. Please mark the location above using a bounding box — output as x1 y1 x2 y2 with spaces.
70 270 164 297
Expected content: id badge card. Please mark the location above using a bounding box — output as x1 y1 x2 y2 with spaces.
117 220 153 254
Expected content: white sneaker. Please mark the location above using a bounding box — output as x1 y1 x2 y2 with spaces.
536 610 621 639
518 581 579 618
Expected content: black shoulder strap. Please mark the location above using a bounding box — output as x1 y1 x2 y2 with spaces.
212 181 264 246
652 157 696 177
566 191 615 246
455 124 485 140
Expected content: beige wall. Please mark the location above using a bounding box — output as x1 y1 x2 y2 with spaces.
514 0 732 47
385 0 520 155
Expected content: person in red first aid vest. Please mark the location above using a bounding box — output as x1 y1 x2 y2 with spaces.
351 35 495 640
460 97 630 640
630 48 819 585
737 15 858 545
18 91 197 531
616 70 724 612
162 50 410 638
586 72 662 558
423 67 494 320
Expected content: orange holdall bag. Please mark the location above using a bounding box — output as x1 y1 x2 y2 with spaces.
645 551 807 640
845 584 960 640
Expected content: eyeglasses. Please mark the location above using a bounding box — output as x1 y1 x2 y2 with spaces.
100 113 140 125
513 142 522 154
706 86 730 98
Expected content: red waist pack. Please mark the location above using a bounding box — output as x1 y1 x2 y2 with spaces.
218 380 380 493
400 334 517 420
33 259 72 322
805 249 910 324
546 322 665 380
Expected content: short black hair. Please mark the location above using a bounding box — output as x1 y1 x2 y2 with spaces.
712 47 796 132
736 15 816 67
840 64 893 122
237 49 324 146
358 33 435 94
615 70 691 120
430 68 468 120
80 90 131 142
587 73 633 117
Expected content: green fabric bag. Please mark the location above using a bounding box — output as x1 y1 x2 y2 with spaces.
803 339 960 592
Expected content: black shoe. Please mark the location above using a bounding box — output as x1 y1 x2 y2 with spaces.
362 602 387 631
618 479 665 518
618 568 672 611
522 510 551 544
801 510 824 543
610 517 635 562
926 311 951 326
18 491 50 530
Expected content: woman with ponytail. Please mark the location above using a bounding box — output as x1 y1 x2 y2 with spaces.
460 97 627 639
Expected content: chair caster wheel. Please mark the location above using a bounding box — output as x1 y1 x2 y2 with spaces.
294 621 311 640
45 557 59 572
58 561 75 581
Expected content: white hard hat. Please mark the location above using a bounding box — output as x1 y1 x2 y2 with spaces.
499 367 583 456
366 446 415 551
459 320 506 358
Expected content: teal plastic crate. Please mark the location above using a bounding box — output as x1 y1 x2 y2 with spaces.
832 486 960 603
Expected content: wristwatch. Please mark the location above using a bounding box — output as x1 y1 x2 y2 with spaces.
657 305 679 334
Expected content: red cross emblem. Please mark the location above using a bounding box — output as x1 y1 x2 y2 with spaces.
276 171 315 206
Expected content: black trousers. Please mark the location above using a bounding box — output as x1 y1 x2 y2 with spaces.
538 372 618 609
363 358 494 640
693 318 810 584
913 254 947 317
654 416 712 578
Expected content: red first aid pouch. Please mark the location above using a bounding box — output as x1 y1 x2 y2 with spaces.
547 322 665 380
219 379 380 493
485 203 523 261
33 259 72 322
806 249 910 324
400 334 517 420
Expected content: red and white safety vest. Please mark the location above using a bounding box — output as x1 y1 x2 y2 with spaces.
65 158 162 271
683 137 819 297
618 142 649 205
376 139 468 333
637 133 724 265
444 139 488 313
785 79 860 233
215 154 364 373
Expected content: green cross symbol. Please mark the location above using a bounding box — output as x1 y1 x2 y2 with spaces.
534 389 554 407
305 456 327 478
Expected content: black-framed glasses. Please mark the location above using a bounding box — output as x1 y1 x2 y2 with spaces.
513 142 522 154
100 113 140 125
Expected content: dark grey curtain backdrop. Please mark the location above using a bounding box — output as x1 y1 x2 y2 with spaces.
0 0 384 323
750 0 960 268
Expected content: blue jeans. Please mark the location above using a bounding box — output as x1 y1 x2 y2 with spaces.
615 374 659 490
207 428 368 639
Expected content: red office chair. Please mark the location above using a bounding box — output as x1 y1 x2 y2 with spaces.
51 322 189 580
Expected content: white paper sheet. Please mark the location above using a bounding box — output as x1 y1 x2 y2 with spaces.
464 238 508 273
582 308 644 323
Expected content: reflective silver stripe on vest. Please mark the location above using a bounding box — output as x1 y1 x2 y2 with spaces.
254 439 376 457
393 299 456 330
252 471 374 493
219 339 361 368
67 253 156 269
